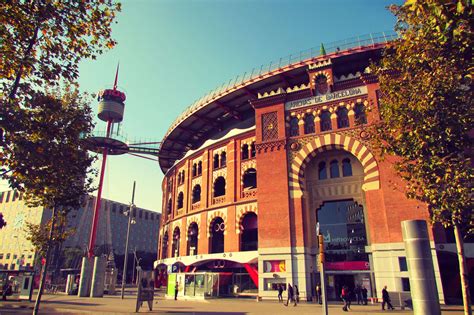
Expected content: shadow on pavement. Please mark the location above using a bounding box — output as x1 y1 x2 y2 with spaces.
44 300 100 307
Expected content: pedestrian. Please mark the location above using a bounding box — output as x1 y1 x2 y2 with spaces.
361 286 368 305
355 285 361 305
315 283 322 304
2 280 12 301
294 285 299 304
341 285 349 311
174 281 179 300
382 285 394 310
346 286 352 310
277 284 283 302
284 283 296 307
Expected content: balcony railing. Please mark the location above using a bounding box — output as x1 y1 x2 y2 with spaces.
191 202 201 210
241 188 257 199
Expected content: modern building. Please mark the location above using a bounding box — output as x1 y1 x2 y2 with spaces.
0 190 160 274
154 33 473 303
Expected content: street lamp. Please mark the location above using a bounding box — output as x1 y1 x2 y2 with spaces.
121 181 136 299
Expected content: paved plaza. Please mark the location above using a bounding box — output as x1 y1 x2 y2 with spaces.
0 290 469 315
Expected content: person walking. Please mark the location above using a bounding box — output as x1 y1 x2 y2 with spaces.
174 281 179 300
315 283 322 304
294 285 299 304
277 284 283 302
361 286 368 305
341 285 349 311
2 279 12 301
355 285 361 305
284 283 296 307
382 285 394 310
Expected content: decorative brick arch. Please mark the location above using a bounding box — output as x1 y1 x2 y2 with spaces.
235 203 258 234
289 133 380 198
207 209 228 237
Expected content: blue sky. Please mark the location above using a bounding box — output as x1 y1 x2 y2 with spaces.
70 0 402 212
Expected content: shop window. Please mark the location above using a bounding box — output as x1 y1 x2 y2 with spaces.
354 103 367 125
241 144 249 160
192 185 201 204
221 152 227 167
242 168 257 189
289 117 299 136
330 160 339 178
304 114 315 134
342 158 352 177
336 107 349 128
318 162 327 180
177 192 184 209
320 111 332 132
213 177 226 197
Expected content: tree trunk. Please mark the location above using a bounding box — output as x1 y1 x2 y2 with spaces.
33 206 57 315
454 223 472 315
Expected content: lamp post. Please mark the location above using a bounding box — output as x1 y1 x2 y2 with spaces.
121 181 136 299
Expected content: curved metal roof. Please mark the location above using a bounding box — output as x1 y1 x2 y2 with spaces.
158 32 396 173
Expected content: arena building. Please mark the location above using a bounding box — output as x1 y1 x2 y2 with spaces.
154 33 473 303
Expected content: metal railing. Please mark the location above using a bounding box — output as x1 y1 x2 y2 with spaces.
163 31 398 143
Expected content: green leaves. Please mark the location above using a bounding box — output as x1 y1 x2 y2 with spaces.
372 0 473 232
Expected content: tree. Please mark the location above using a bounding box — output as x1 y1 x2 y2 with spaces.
1 88 96 314
372 1 472 313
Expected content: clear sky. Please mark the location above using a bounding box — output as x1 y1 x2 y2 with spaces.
61 0 402 212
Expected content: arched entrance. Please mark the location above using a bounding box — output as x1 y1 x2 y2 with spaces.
209 217 225 254
304 148 372 300
187 222 199 256
240 212 258 251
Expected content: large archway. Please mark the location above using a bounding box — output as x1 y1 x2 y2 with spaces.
304 148 371 300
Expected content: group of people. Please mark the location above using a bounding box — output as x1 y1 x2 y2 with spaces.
340 284 369 310
276 283 299 306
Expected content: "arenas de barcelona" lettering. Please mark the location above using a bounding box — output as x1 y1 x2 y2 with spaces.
285 86 368 110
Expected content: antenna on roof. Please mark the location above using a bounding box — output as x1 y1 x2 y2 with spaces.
113 62 120 90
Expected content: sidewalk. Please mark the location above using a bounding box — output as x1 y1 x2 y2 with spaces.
0 291 469 315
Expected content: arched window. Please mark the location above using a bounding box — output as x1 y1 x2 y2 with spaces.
177 192 184 209
354 103 367 125
342 158 352 177
304 114 315 134
210 217 225 253
240 212 258 251
192 185 201 203
242 168 257 189
213 153 219 169
192 163 197 177
172 227 180 257
187 223 199 256
336 107 349 129
213 177 226 197
197 161 202 175
330 160 340 178
250 142 256 158
241 144 249 160
220 152 226 167
167 198 172 215
177 173 181 185
289 117 299 136
161 233 169 259
320 111 332 132
318 162 327 180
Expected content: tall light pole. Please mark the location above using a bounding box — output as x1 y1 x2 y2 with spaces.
121 181 136 299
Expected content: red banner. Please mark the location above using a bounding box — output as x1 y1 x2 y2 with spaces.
325 261 370 271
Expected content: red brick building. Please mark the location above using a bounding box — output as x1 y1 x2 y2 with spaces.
155 34 472 302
